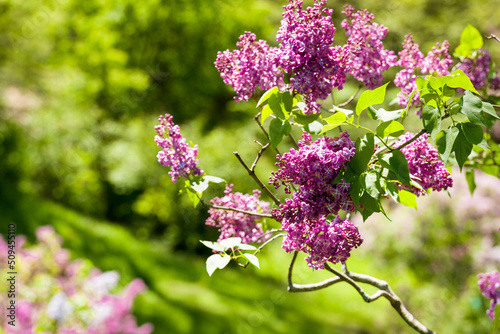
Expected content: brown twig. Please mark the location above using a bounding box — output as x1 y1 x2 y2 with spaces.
486 34 500 44
204 202 273 218
337 84 363 108
234 151 281 205
287 251 342 292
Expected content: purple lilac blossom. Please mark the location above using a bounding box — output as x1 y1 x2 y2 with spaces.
154 113 203 183
478 271 500 321
393 132 453 196
457 48 492 91
282 215 363 270
206 184 271 244
270 132 356 222
0 226 153 334
394 34 424 107
214 32 283 102
275 0 349 114
341 5 397 89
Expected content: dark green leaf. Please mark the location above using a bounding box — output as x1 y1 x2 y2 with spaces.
376 120 405 138
453 127 473 171
282 91 293 112
349 133 375 174
292 109 321 125
386 182 399 202
359 192 381 212
465 169 476 194
377 151 411 186
269 118 286 148
349 175 363 208
461 122 483 145
356 82 390 116
421 105 441 140
268 92 289 120
363 170 381 199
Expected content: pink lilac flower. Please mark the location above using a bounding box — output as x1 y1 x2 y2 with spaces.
393 132 453 196
457 48 492 90
270 132 356 223
206 184 271 244
275 0 349 114
282 215 363 270
421 40 453 76
478 271 500 321
214 32 283 102
154 113 203 183
394 34 424 107
341 5 397 89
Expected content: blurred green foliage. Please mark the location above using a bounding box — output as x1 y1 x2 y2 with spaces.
1 0 500 332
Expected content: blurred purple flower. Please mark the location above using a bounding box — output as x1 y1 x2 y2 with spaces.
478 271 500 321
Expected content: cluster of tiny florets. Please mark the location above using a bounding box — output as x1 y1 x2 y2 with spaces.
394 35 452 111
214 32 283 102
457 48 492 90
270 132 356 220
206 184 270 244
275 0 348 114
341 5 397 89
154 114 203 183
478 271 500 321
394 132 453 196
282 215 363 270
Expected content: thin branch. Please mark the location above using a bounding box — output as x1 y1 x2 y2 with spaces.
204 202 273 218
324 264 436 334
234 151 281 205
486 34 500 44
393 129 427 151
254 112 281 156
287 251 342 292
338 84 363 108
250 142 270 172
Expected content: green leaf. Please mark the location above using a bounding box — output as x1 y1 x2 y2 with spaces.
356 82 390 116
454 44 472 58
349 133 375 174
460 24 483 50
461 122 484 145
200 240 225 252
268 92 289 120
465 169 476 194
368 106 404 122
421 105 441 140
331 106 354 118
453 127 473 171
206 254 231 276
257 87 278 107
190 175 225 195
377 151 411 186
244 253 260 268
359 192 381 213
436 127 460 163
483 101 500 119
219 237 242 249
261 105 273 125
282 91 293 113
398 189 417 210
237 244 257 251
349 175 363 208
462 90 485 127
386 182 399 202
269 118 290 148
447 71 478 94
363 171 382 199
185 183 201 208
376 120 405 138
292 109 321 125
304 120 323 134
320 112 347 134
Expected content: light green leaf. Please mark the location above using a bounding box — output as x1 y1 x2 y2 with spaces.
349 133 375 174
460 24 483 50
368 107 404 122
465 169 476 195
237 244 257 251
376 120 405 138
305 120 323 135
447 71 478 94
363 170 382 199
320 112 347 134
398 189 417 210
244 253 260 268
356 82 390 116
257 87 278 107
219 237 242 249
200 240 225 252
483 101 500 119
206 254 231 276
436 127 460 163
261 105 273 125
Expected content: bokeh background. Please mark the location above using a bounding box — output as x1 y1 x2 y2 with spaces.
1 0 500 332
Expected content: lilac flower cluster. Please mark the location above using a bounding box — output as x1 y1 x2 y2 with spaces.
274 0 348 114
478 271 500 321
394 35 452 108
214 32 283 102
0 226 153 334
206 184 271 244
341 5 397 89
270 132 356 219
457 48 492 90
270 132 361 269
282 215 363 270
393 132 453 196
155 113 203 183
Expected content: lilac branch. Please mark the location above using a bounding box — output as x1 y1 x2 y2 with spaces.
337 84 363 108
486 34 500 44
204 202 273 218
287 251 342 292
237 233 286 268
233 151 281 205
